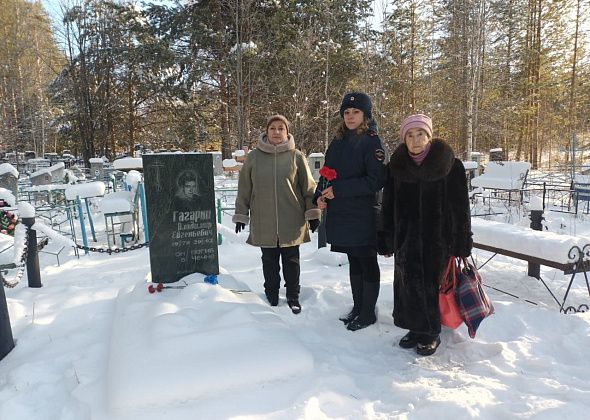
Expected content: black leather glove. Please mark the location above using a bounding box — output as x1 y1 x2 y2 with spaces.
308 219 320 233
235 222 245 234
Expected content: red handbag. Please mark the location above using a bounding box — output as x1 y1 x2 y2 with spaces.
439 257 463 329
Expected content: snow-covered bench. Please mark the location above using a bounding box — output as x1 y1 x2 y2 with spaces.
472 218 590 313
99 177 141 248
470 161 532 214
222 158 242 173
471 161 531 191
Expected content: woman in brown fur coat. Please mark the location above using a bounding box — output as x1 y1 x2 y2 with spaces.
378 114 472 356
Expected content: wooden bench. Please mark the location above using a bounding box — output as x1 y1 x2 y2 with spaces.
472 218 590 313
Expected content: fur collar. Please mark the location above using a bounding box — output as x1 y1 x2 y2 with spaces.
390 138 455 181
256 133 295 154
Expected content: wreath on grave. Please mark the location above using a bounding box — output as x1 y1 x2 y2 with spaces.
0 209 18 236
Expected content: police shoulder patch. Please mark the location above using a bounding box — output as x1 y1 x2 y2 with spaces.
375 149 385 161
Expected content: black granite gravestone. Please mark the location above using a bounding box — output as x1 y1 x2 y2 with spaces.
143 154 219 283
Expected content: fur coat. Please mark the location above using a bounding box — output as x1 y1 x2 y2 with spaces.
378 138 472 336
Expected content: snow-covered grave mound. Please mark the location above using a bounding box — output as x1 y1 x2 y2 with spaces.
106 272 314 411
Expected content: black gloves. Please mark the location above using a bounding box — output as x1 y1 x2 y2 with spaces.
308 219 320 233
235 222 245 234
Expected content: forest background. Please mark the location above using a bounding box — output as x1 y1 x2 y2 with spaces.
1 0 589 168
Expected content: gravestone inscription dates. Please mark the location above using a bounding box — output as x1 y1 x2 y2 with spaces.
143 154 219 283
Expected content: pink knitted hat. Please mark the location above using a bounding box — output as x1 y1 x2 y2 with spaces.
400 114 433 141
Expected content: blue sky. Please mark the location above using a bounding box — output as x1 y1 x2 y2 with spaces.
41 0 385 30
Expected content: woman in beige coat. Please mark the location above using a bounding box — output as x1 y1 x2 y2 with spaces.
233 115 320 314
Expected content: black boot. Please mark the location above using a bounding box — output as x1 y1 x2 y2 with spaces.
416 335 441 356
347 281 379 331
266 293 279 306
398 331 419 349
339 274 363 324
287 299 302 314
282 246 301 303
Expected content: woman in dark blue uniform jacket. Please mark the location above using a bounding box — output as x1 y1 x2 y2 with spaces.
314 92 387 331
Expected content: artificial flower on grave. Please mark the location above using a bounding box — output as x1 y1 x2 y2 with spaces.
0 210 18 236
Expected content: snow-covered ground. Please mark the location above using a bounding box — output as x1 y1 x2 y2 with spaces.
2 178 590 419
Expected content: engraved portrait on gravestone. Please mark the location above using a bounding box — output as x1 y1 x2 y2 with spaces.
173 169 201 211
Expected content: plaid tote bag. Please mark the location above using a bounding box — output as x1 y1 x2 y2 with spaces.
455 258 494 338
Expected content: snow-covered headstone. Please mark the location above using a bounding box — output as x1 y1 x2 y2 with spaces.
307 152 325 182
113 157 143 171
48 162 65 182
209 151 223 176
0 163 18 198
29 168 52 186
89 157 105 180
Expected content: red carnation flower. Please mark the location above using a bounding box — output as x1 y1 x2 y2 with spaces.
319 166 337 181
318 165 338 194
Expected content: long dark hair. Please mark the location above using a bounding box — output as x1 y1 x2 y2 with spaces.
334 118 370 140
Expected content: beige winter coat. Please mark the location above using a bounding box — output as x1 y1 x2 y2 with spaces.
232 134 321 247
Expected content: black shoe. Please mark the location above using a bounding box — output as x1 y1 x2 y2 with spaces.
266 293 279 307
398 331 419 349
416 336 441 356
338 309 360 324
288 299 301 314
346 314 377 331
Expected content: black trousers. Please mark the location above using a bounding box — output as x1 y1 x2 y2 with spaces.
261 245 300 300
347 254 380 283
